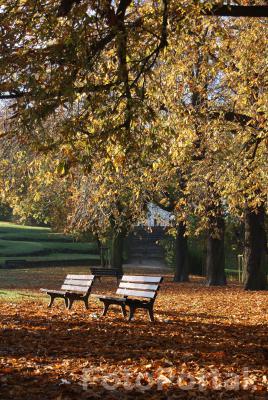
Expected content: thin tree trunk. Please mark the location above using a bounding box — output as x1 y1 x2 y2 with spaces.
206 215 226 286
174 221 189 282
244 204 267 290
110 228 126 274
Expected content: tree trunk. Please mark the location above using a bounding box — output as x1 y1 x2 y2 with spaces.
110 228 126 274
244 204 267 290
174 222 189 282
206 215 226 286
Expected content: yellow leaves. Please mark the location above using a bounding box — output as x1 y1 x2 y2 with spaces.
152 159 165 172
33 192 41 202
159 198 168 206
0 0 267 236
113 154 125 172
152 161 158 171
175 198 186 209
105 142 126 172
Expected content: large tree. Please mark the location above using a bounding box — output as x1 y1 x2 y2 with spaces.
0 1 267 288
213 17 268 290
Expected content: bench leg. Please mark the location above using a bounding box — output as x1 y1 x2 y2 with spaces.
116 276 121 285
121 303 127 318
102 301 110 316
128 304 135 321
147 306 155 322
48 294 56 308
84 298 89 310
68 298 75 310
64 296 69 309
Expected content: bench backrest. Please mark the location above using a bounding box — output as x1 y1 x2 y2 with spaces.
61 274 95 294
90 268 122 276
116 275 163 300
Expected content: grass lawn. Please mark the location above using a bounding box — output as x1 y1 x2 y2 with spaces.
0 289 42 301
0 221 69 241
0 277 267 400
0 221 99 267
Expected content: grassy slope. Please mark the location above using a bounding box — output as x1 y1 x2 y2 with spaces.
0 221 99 266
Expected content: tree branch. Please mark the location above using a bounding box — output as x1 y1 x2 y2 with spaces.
153 197 175 213
57 0 81 17
204 5 268 18
0 93 25 99
57 1 268 18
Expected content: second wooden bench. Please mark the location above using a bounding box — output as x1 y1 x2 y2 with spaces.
94 275 163 322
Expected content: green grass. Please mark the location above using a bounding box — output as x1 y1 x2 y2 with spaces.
0 221 99 267
0 289 42 301
0 240 97 256
0 253 99 264
0 221 67 240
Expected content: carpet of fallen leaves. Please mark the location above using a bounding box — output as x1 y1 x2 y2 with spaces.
0 276 267 400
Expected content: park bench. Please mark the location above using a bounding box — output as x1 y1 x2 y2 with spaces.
40 274 95 310
90 267 122 283
94 275 163 322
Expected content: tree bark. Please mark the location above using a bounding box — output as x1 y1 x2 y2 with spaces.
244 204 267 291
206 215 227 286
110 228 126 274
174 221 189 282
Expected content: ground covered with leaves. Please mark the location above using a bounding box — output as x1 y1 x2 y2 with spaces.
0 276 267 399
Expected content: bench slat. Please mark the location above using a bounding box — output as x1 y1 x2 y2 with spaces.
116 288 155 298
61 284 91 292
66 274 94 280
119 282 158 291
121 275 162 283
40 288 66 295
63 279 93 286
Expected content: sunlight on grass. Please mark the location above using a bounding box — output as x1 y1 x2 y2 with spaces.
0 221 99 266
0 289 43 302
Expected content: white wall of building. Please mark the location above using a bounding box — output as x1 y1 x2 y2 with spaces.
147 203 171 227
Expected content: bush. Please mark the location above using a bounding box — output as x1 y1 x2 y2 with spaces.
0 203 12 221
160 235 204 276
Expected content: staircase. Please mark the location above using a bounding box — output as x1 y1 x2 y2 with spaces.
127 227 166 263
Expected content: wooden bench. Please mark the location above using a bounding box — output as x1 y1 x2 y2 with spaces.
90 267 122 283
40 274 95 310
94 275 163 322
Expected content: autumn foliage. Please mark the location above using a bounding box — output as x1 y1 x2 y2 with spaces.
0 277 267 399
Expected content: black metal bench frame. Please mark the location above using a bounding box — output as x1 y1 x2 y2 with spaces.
94 275 163 322
40 274 95 310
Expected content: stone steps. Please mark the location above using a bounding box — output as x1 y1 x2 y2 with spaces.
127 227 166 262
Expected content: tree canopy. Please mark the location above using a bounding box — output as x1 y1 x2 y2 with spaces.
0 1 267 289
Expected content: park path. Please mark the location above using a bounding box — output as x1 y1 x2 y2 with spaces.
123 258 170 271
